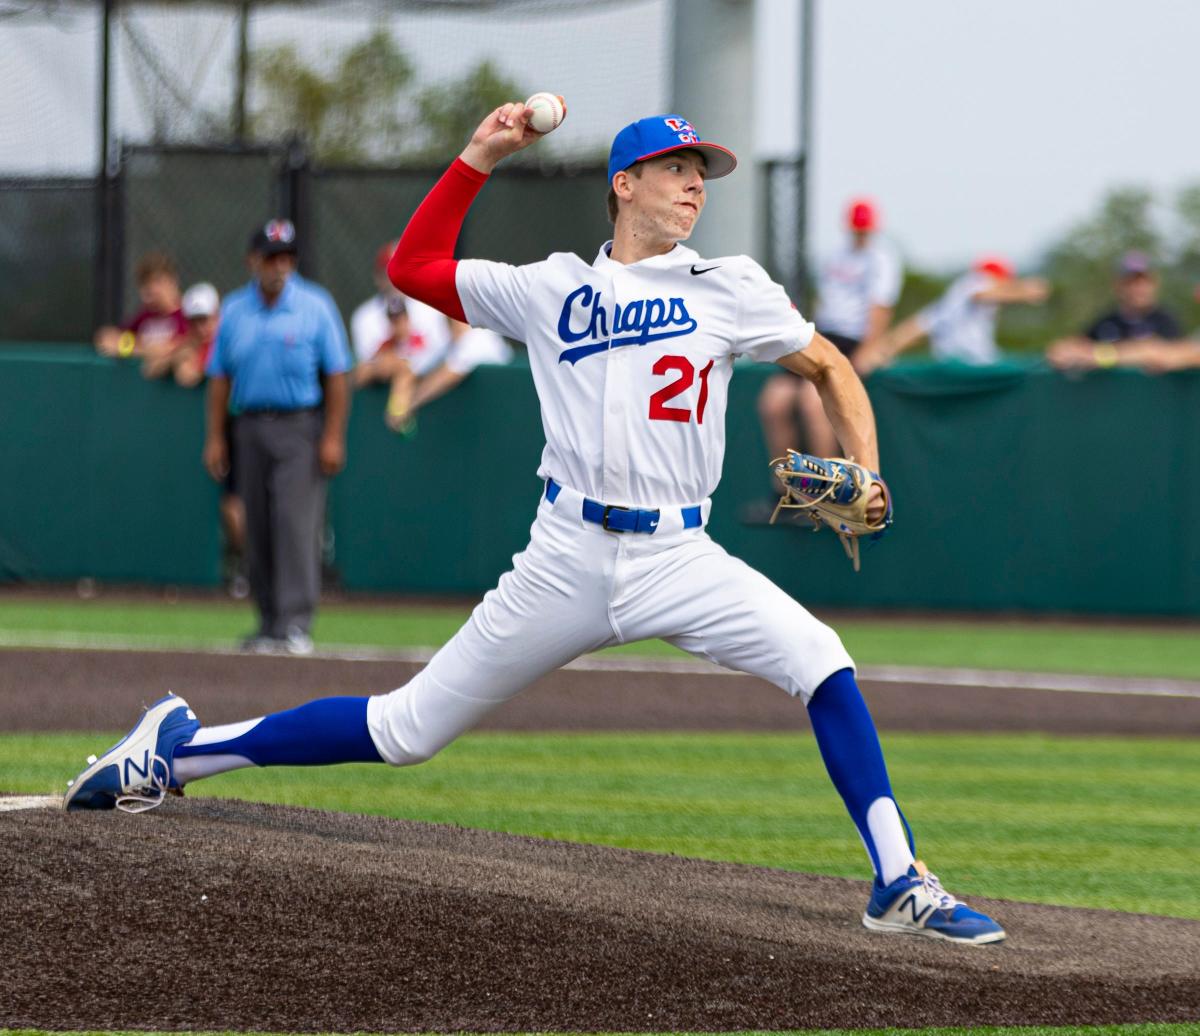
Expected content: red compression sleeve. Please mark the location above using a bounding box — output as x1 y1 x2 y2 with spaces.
386 158 489 324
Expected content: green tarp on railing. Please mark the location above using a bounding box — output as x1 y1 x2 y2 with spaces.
3 345 1198 615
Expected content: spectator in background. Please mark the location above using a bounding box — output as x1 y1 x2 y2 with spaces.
352 239 512 432
758 198 902 461
1047 251 1184 372
385 324 513 434
94 251 188 361
141 281 220 388
857 256 1049 372
353 239 454 378
353 291 411 390
203 219 350 655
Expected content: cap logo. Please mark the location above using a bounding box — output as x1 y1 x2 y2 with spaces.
264 219 295 244
663 117 699 143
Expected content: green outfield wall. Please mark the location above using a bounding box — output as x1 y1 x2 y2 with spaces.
3 345 1199 615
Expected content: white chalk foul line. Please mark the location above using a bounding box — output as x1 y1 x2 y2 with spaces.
856 665 1200 699
2 630 1198 698
0 796 60 812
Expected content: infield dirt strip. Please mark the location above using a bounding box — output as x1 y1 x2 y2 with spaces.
4 646 1200 1030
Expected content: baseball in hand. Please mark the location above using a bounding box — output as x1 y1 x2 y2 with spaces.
525 92 566 134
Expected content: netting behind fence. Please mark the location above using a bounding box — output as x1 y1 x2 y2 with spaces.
307 168 440 319
0 0 675 339
0 179 95 341
0 5 100 176
120 147 285 314
115 0 671 165
309 164 610 320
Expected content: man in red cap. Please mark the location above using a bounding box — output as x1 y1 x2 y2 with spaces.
758 197 902 466
859 255 1047 368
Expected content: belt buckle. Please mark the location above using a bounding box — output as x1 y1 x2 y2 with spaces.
602 503 630 532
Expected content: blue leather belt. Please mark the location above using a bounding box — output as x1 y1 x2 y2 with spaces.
545 478 701 534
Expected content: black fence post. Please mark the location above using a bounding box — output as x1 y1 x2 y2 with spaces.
94 0 116 327
279 136 313 277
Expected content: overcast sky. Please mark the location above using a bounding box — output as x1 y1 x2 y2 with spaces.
806 0 1200 269
3 0 1198 272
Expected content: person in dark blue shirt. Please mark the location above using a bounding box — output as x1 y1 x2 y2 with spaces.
204 219 350 654
1048 251 1184 371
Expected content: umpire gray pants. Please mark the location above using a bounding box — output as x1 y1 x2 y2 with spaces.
235 409 325 638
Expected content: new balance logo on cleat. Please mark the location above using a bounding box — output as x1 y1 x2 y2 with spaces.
862 860 1006 945
123 751 153 786
63 693 201 814
898 892 934 924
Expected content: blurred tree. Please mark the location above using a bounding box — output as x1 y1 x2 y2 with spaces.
251 28 414 163
1171 184 1200 332
251 32 526 166
411 61 525 163
892 267 950 324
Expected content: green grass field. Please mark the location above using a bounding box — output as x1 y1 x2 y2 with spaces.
10 730 1198 919
1 597 1199 677
5 598 1198 1036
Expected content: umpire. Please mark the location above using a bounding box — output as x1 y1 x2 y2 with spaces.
203 219 351 654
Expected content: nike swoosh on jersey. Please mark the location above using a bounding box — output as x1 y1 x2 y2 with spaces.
690 264 721 275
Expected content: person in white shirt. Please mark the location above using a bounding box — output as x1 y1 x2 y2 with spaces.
858 257 1047 371
351 240 454 378
385 323 514 433
67 105 1004 946
353 240 512 431
758 199 902 465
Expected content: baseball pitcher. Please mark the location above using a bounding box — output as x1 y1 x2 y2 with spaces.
65 103 1004 945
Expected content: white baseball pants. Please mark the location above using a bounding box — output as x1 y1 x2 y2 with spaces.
367 484 854 765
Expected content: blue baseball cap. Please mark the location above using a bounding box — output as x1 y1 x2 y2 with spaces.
607 114 737 184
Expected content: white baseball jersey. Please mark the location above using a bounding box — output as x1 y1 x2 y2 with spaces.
814 238 902 341
369 237 853 775
456 242 814 507
350 293 453 376
916 271 1001 365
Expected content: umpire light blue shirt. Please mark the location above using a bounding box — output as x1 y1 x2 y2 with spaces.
207 276 350 411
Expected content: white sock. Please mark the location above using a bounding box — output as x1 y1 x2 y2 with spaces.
173 752 256 784
867 796 916 884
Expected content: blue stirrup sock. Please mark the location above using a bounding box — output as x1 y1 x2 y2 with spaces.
173 696 382 783
807 667 915 885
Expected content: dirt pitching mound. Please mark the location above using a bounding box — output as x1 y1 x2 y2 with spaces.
3 799 1199 1032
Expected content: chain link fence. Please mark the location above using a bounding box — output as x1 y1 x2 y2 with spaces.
0 177 96 341
0 0 674 339
100 144 609 331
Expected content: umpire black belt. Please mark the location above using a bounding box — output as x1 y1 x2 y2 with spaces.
239 405 320 418
545 478 702 534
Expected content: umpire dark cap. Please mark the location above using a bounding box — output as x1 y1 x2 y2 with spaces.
608 115 737 184
249 218 299 257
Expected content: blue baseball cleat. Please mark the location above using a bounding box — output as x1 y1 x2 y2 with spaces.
862 860 1006 945
64 693 200 813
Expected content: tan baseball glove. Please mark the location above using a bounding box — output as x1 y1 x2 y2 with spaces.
769 450 894 572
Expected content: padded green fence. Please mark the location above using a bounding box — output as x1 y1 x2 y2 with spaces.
3 346 1198 615
0 345 220 585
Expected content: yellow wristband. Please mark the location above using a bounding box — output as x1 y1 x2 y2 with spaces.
1093 344 1119 368
117 331 136 357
